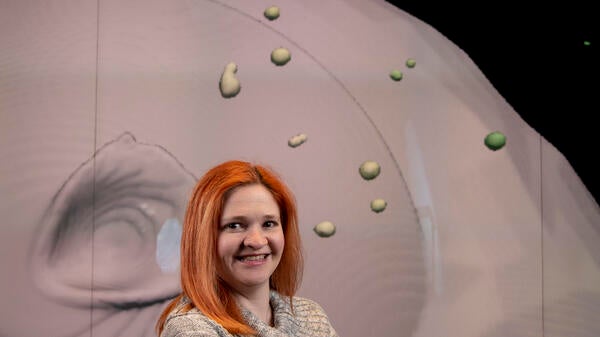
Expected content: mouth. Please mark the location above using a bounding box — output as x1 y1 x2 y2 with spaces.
236 254 270 262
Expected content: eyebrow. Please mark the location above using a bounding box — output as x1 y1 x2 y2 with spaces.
221 214 280 223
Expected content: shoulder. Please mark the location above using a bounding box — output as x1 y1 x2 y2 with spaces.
272 292 337 336
161 297 227 337
290 295 330 319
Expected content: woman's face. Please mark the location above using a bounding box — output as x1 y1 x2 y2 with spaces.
216 184 285 293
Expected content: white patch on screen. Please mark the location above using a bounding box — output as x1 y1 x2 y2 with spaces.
405 121 443 294
156 218 182 273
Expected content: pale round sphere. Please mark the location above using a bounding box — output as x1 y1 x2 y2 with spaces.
271 47 291 66
359 160 381 180
370 198 387 213
314 221 336 238
264 6 280 20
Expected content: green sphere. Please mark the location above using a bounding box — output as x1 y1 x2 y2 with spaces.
389 70 403 81
406 58 416 68
484 131 507 151
264 6 280 20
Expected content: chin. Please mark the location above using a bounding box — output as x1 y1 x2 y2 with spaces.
227 277 267 291
233 272 274 289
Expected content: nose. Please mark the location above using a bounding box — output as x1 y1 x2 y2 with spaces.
243 226 268 248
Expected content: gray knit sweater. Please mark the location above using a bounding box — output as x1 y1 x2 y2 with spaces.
161 290 338 337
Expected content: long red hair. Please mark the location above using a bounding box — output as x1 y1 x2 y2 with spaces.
156 160 304 336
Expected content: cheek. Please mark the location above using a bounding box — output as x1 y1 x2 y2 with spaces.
274 231 285 253
217 236 236 260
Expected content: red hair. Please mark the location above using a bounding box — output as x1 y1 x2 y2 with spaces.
156 160 304 336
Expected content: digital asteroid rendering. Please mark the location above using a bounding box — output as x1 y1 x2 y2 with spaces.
219 62 241 98
359 160 381 180
314 221 336 238
264 6 280 20
270 47 292 66
484 131 507 151
370 198 387 213
390 69 403 81
288 133 307 148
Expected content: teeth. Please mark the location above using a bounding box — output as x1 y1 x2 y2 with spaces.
241 255 267 261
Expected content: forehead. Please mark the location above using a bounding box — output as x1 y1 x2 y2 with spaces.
221 184 280 216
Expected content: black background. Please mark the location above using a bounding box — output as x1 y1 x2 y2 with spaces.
385 2 598 203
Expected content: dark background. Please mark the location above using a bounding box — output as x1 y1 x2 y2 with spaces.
385 2 598 203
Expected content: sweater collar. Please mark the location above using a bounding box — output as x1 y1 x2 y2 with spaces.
238 290 298 336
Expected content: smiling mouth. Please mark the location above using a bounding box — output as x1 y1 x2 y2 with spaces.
236 254 269 262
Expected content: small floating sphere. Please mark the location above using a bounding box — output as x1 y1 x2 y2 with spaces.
314 221 336 238
264 6 280 20
271 47 291 66
359 161 381 180
484 131 507 151
389 70 403 81
370 199 387 213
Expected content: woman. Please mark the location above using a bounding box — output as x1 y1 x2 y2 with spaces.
156 160 338 337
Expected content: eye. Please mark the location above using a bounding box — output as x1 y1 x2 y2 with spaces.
224 223 243 230
29 132 196 310
264 220 278 228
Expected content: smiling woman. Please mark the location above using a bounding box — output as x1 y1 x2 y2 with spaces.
156 160 338 337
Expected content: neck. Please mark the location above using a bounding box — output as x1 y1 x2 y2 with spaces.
233 285 273 326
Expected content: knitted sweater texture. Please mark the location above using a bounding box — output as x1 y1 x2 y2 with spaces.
161 290 338 337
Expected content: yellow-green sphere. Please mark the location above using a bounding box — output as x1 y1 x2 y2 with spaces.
359 161 381 180
264 6 280 20
390 70 403 81
370 199 387 213
314 221 336 238
271 47 291 66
